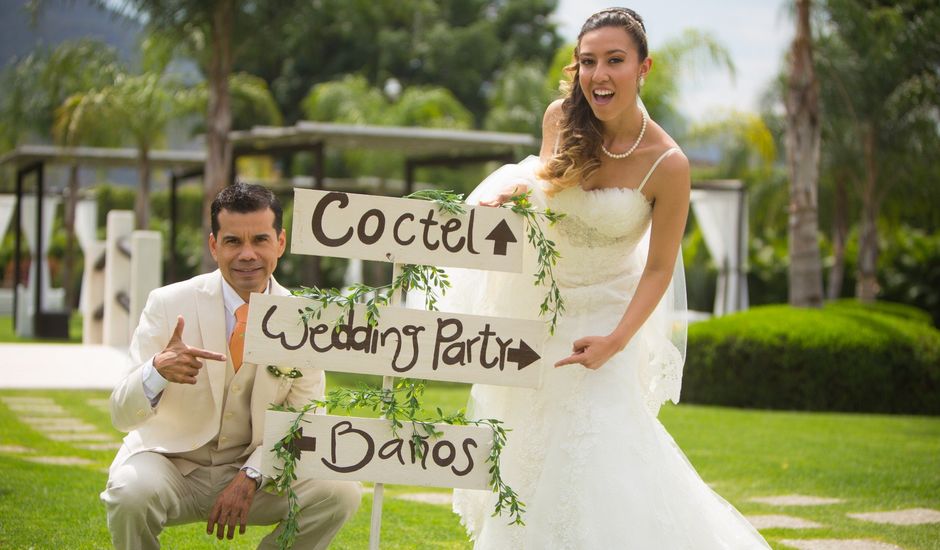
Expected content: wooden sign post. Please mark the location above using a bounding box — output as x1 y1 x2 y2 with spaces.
244 293 544 388
253 189 544 549
262 411 493 489
291 189 524 271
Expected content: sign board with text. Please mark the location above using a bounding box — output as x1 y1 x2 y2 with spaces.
261 411 492 490
245 293 544 388
290 189 524 272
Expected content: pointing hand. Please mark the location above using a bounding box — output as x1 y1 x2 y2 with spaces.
153 316 227 384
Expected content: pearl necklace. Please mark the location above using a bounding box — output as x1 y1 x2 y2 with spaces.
600 109 648 160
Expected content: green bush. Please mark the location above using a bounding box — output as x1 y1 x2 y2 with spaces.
828 298 934 326
682 301 940 415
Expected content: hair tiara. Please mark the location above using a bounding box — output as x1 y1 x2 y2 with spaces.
593 7 646 35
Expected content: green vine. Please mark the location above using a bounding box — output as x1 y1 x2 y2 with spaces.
293 263 450 329
506 191 566 335
406 188 566 334
406 189 467 215
270 401 319 549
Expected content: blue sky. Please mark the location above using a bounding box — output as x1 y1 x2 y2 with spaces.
555 0 793 121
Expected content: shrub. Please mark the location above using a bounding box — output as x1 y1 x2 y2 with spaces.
682 301 940 415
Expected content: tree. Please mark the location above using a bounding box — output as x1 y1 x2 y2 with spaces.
784 0 824 308
0 39 122 307
485 62 554 135
55 72 192 230
111 0 302 270
0 39 122 151
236 0 562 125
301 75 474 180
815 0 940 302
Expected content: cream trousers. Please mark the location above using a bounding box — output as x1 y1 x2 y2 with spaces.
101 452 362 549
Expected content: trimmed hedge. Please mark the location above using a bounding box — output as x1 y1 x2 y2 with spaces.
682 301 940 415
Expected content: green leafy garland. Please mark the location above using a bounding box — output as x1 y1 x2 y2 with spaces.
268 189 563 549
504 190 566 335
294 263 450 329
406 188 566 334
269 380 522 548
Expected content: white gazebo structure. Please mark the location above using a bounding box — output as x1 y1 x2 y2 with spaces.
0 145 204 338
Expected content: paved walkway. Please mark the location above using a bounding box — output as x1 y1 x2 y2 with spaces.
0 344 130 389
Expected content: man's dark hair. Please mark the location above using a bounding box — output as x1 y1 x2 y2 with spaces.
210 182 283 236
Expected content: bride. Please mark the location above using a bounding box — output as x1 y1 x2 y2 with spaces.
444 8 772 549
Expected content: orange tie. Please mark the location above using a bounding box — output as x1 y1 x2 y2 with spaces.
230 304 249 371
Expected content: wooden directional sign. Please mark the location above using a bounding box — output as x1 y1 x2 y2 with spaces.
245 293 544 388
261 411 492 490
291 188 524 272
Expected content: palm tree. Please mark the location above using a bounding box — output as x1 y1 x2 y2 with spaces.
55 72 191 230
814 0 938 302
784 0 824 308
1 39 122 307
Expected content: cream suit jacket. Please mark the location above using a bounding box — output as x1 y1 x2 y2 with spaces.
108 270 324 475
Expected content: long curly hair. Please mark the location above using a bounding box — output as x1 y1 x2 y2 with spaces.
538 8 649 195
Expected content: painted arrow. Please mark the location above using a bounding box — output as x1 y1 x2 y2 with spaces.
507 340 540 370
287 427 318 460
484 219 518 256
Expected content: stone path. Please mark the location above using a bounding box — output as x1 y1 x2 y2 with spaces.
746 494 940 549
86 398 111 412
750 494 845 506
0 444 34 454
5 403 67 415
848 508 940 526
745 514 824 529
1 394 121 468
24 455 97 466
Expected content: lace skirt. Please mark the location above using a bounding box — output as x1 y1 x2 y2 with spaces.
452 289 770 550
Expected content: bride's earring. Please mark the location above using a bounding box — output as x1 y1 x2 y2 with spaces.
638 74 646 93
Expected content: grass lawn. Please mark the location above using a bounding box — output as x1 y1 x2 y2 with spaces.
0 379 938 549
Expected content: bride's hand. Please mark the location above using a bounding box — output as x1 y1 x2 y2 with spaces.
478 182 529 207
554 334 624 370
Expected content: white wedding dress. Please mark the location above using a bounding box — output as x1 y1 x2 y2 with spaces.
444 154 771 549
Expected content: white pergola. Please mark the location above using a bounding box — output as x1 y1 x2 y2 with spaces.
0 145 204 337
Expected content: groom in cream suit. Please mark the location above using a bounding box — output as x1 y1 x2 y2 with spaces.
102 183 361 549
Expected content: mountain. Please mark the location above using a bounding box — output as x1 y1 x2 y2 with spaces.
0 0 141 67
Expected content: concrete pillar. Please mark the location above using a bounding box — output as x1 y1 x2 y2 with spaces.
81 241 106 345
129 231 162 338
102 211 134 347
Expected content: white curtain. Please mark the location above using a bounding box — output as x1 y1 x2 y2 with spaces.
690 188 748 316
19 195 61 309
75 199 99 254
0 195 15 245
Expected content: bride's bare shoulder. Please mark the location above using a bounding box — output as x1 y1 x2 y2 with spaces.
544 99 564 124
540 100 565 160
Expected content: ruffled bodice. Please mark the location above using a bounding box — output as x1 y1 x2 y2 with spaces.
547 186 652 289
